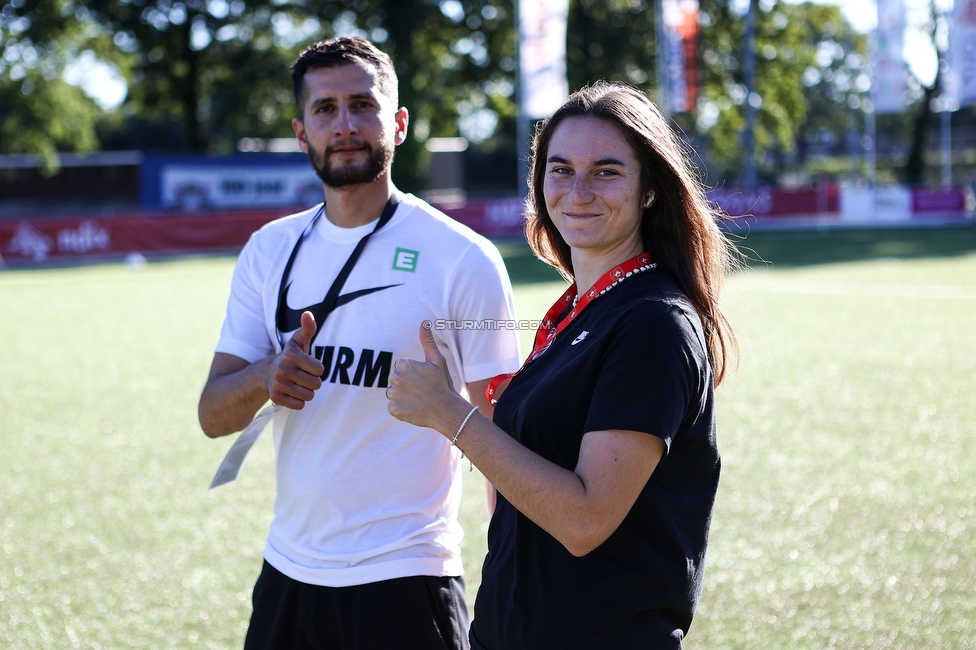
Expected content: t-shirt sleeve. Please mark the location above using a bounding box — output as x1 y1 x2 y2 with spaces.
583 300 708 449
447 240 522 383
214 233 276 364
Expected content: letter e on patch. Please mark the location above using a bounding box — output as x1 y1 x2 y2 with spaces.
392 247 419 272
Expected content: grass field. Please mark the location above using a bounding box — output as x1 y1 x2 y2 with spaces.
1 226 975 648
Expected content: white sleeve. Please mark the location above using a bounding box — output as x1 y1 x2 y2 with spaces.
214 234 276 364
447 240 522 383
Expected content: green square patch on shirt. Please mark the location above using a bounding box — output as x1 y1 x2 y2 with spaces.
392 248 420 272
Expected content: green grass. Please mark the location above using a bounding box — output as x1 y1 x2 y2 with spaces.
727 222 976 268
692 255 976 649
1 230 975 648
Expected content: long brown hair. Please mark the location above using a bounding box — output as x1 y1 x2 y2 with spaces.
526 81 738 385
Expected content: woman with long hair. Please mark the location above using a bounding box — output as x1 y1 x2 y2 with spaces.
386 81 738 649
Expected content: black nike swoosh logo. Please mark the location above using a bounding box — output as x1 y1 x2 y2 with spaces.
276 283 403 332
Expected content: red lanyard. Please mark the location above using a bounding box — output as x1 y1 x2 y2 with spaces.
485 252 653 405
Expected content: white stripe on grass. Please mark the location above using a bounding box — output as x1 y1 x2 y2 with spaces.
733 280 976 301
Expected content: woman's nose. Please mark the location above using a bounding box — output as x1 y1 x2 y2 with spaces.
567 176 594 203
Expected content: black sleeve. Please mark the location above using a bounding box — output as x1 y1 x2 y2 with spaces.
583 299 708 450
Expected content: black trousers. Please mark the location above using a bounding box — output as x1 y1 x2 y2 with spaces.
243 560 470 650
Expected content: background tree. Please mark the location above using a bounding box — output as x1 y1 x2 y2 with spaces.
4 0 920 191
696 0 866 184
79 0 516 191
0 0 106 167
566 0 656 92
903 0 946 186
301 0 517 191
81 0 312 153
789 2 871 180
561 0 865 186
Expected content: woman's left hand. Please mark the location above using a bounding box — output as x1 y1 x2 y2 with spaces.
387 322 470 433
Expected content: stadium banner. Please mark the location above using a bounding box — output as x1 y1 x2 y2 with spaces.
139 153 319 209
160 164 321 210
518 0 570 120
839 187 912 222
0 199 527 265
0 210 288 264
708 186 839 217
662 0 700 114
911 187 969 214
874 0 907 114
1 192 969 265
949 0 976 107
710 186 971 223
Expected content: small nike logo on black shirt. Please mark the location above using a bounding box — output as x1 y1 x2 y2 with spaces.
571 331 589 345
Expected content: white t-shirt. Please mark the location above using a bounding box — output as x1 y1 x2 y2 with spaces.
216 193 520 587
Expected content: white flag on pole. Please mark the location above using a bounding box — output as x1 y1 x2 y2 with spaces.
662 0 699 114
874 0 907 114
519 0 570 120
949 0 976 108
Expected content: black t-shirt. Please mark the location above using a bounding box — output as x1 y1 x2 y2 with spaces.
470 270 719 650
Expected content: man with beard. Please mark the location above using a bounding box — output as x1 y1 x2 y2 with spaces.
198 38 520 650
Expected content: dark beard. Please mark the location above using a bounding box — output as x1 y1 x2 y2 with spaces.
307 138 394 188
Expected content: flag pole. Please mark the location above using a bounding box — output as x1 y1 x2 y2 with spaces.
866 0 877 191
940 6 953 187
655 0 668 110
515 0 530 200
742 0 757 187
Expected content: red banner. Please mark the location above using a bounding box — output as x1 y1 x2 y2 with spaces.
911 188 967 213
708 187 839 217
438 197 525 239
0 209 289 264
1 190 968 266
0 199 527 266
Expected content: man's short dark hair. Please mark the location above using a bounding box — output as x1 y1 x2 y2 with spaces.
291 37 399 116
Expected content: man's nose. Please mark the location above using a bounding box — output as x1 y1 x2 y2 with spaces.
334 105 358 136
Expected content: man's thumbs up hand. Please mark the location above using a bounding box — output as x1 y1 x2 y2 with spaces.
267 311 324 409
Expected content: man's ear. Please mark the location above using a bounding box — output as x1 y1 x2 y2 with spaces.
292 117 309 154
393 107 409 146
